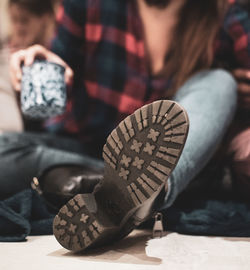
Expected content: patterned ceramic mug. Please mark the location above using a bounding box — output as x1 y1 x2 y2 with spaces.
21 60 67 119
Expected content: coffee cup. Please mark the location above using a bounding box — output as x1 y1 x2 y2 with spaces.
21 60 67 119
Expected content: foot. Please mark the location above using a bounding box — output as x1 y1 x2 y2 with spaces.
53 100 189 252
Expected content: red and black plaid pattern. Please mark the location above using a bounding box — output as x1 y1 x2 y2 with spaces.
46 0 250 153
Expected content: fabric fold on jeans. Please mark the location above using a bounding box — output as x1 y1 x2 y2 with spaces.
142 197 250 237
0 189 54 242
165 198 250 237
1 187 250 242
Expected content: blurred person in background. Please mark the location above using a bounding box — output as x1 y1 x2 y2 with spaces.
8 0 56 50
0 0 57 132
222 0 250 201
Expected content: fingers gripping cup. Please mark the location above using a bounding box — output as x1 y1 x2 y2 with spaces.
21 60 67 119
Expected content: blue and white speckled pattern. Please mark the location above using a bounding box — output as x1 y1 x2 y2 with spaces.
21 60 66 119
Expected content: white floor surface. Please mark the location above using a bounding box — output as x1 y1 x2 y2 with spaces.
1 230 250 270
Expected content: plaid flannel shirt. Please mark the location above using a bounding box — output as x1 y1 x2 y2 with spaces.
46 0 250 153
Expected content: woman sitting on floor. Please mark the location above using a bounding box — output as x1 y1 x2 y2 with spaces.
5 0 249 251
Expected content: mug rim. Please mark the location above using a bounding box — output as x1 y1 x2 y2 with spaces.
22 59 66 73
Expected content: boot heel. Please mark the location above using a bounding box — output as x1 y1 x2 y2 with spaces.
53 194 117 252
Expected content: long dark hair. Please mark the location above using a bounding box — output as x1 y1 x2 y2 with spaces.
160 0 228 95
9 0 54 16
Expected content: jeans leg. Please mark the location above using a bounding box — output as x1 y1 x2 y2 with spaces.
161 69 237 209
0 132 103 199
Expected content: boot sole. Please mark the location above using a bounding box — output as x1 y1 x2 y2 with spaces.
53 100 189 252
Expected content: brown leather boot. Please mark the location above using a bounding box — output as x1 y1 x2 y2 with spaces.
53 100 189 252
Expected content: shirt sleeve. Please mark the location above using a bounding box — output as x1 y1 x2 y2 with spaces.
51 0 87 72
216 1 250 69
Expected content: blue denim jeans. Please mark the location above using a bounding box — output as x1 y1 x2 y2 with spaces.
0 133 104 199
0 69 237 207
162 69 237 209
